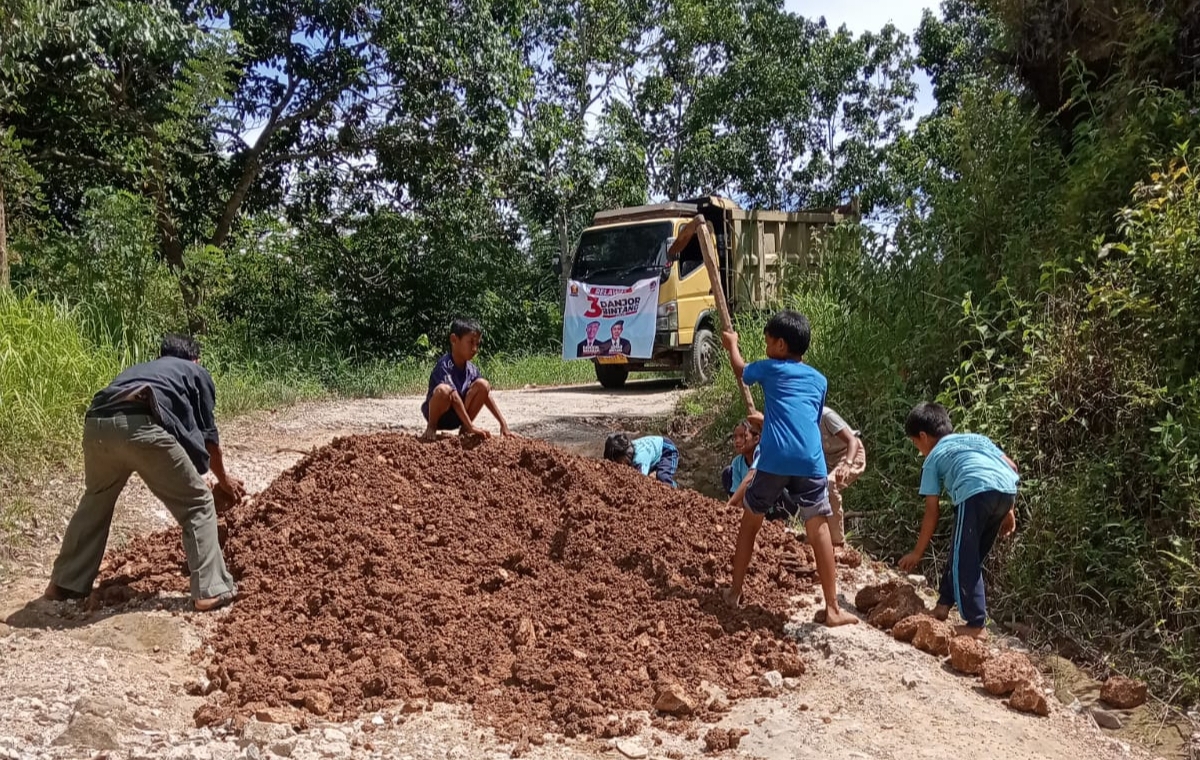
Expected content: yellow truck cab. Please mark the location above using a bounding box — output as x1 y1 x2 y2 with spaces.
563 195 853 388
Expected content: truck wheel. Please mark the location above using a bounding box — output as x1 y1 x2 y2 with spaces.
594 363 630 389
686 327 721 386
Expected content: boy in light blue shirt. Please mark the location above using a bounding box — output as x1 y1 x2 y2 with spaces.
722 420 759 499
899 402 1019 639
604 433 679 487
721 310 857 627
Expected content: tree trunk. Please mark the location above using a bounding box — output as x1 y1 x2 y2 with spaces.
0 181 9 291
558 211 572 295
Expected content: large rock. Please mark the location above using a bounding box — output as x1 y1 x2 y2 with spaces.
911 619 953 656
1100 676 1148 709
853 581 902 613
653 683 695 716
867 585 928 630
980 652 1040 696
51 697 132 751
892 614 929 643
241 719 293 746
949 636 991 675
1008 680 1050 716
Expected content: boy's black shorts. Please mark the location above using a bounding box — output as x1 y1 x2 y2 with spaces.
744 472 831 522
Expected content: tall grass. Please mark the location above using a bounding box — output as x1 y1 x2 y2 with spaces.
1 292 601 487
0 293 128 476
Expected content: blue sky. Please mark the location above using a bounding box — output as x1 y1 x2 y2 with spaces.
785 0 939 119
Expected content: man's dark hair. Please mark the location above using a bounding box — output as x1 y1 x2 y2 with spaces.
603 432 635 463
613 320 625 328
764 310 811 356
450 318 483 338
160 334 201 361
905 402 955 439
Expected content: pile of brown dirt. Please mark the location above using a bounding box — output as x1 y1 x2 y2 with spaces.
97 435 820 738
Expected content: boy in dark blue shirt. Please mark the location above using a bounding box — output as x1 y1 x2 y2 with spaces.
722 311 857 627
900 402 1019 639
420 319 512 441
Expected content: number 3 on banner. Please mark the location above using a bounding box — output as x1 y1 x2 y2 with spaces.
583 296 602 318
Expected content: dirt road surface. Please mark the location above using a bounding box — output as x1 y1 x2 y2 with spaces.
0 383 1180 760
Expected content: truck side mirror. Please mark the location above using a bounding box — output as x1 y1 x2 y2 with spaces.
664 237 679 263
551 255 562 275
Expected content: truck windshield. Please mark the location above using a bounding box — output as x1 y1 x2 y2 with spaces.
570 222 671 282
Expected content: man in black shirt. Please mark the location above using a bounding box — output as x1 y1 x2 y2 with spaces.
45 335 244 611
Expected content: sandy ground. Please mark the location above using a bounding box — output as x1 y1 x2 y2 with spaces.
0 381 1191 760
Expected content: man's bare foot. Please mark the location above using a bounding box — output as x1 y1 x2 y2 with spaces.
419 426 438 442
953 624 987 639
721 588 741 609
43 582 89 601
194 592 235 612
932 604 951 621
819 606 859 627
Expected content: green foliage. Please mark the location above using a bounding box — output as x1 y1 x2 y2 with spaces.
0 292 126 477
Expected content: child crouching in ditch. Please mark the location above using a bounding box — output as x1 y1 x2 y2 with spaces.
723 419 760 500
604 433 679 487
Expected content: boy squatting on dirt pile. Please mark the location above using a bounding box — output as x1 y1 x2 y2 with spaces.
44 334 244 612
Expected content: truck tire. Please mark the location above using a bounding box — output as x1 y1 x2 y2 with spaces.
594 363 630 389
686 327 721 386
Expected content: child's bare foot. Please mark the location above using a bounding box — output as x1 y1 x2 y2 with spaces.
932 604 951 621
816 606 859 627
721 588 741 609
953 624 987 639
419 426 438 442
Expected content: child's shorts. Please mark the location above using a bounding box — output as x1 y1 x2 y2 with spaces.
423 408 464 431
744 472 831 522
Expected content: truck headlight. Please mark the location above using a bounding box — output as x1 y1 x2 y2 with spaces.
656 301 678 331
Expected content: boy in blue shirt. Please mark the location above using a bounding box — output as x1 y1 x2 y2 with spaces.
420 319 512 441
722 420 759 499
899 402 1019 639
604 433 679 487
721 311 857 627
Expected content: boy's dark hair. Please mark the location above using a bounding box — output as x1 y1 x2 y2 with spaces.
905 402 955 439
450 318 483 338
764 310 811 357
160 334 201 361
603 432 635 463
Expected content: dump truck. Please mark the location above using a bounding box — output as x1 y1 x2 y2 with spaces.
556 195 855 388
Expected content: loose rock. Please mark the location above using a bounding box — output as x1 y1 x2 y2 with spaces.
653 683 696 716
762 671 785 690
1100 676 1148 709
867 586 928 630
1008 680 1050 716
1091 709 1123 730
703 728 749 753
891 614 929 643
949 635 991 675
853 581 901 614
614 739 648 759
911 618 953 656
980 652 1040 696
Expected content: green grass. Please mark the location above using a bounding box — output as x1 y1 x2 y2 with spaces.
1 292 603 487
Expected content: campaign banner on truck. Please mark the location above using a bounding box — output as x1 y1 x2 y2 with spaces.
563 277 658 361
